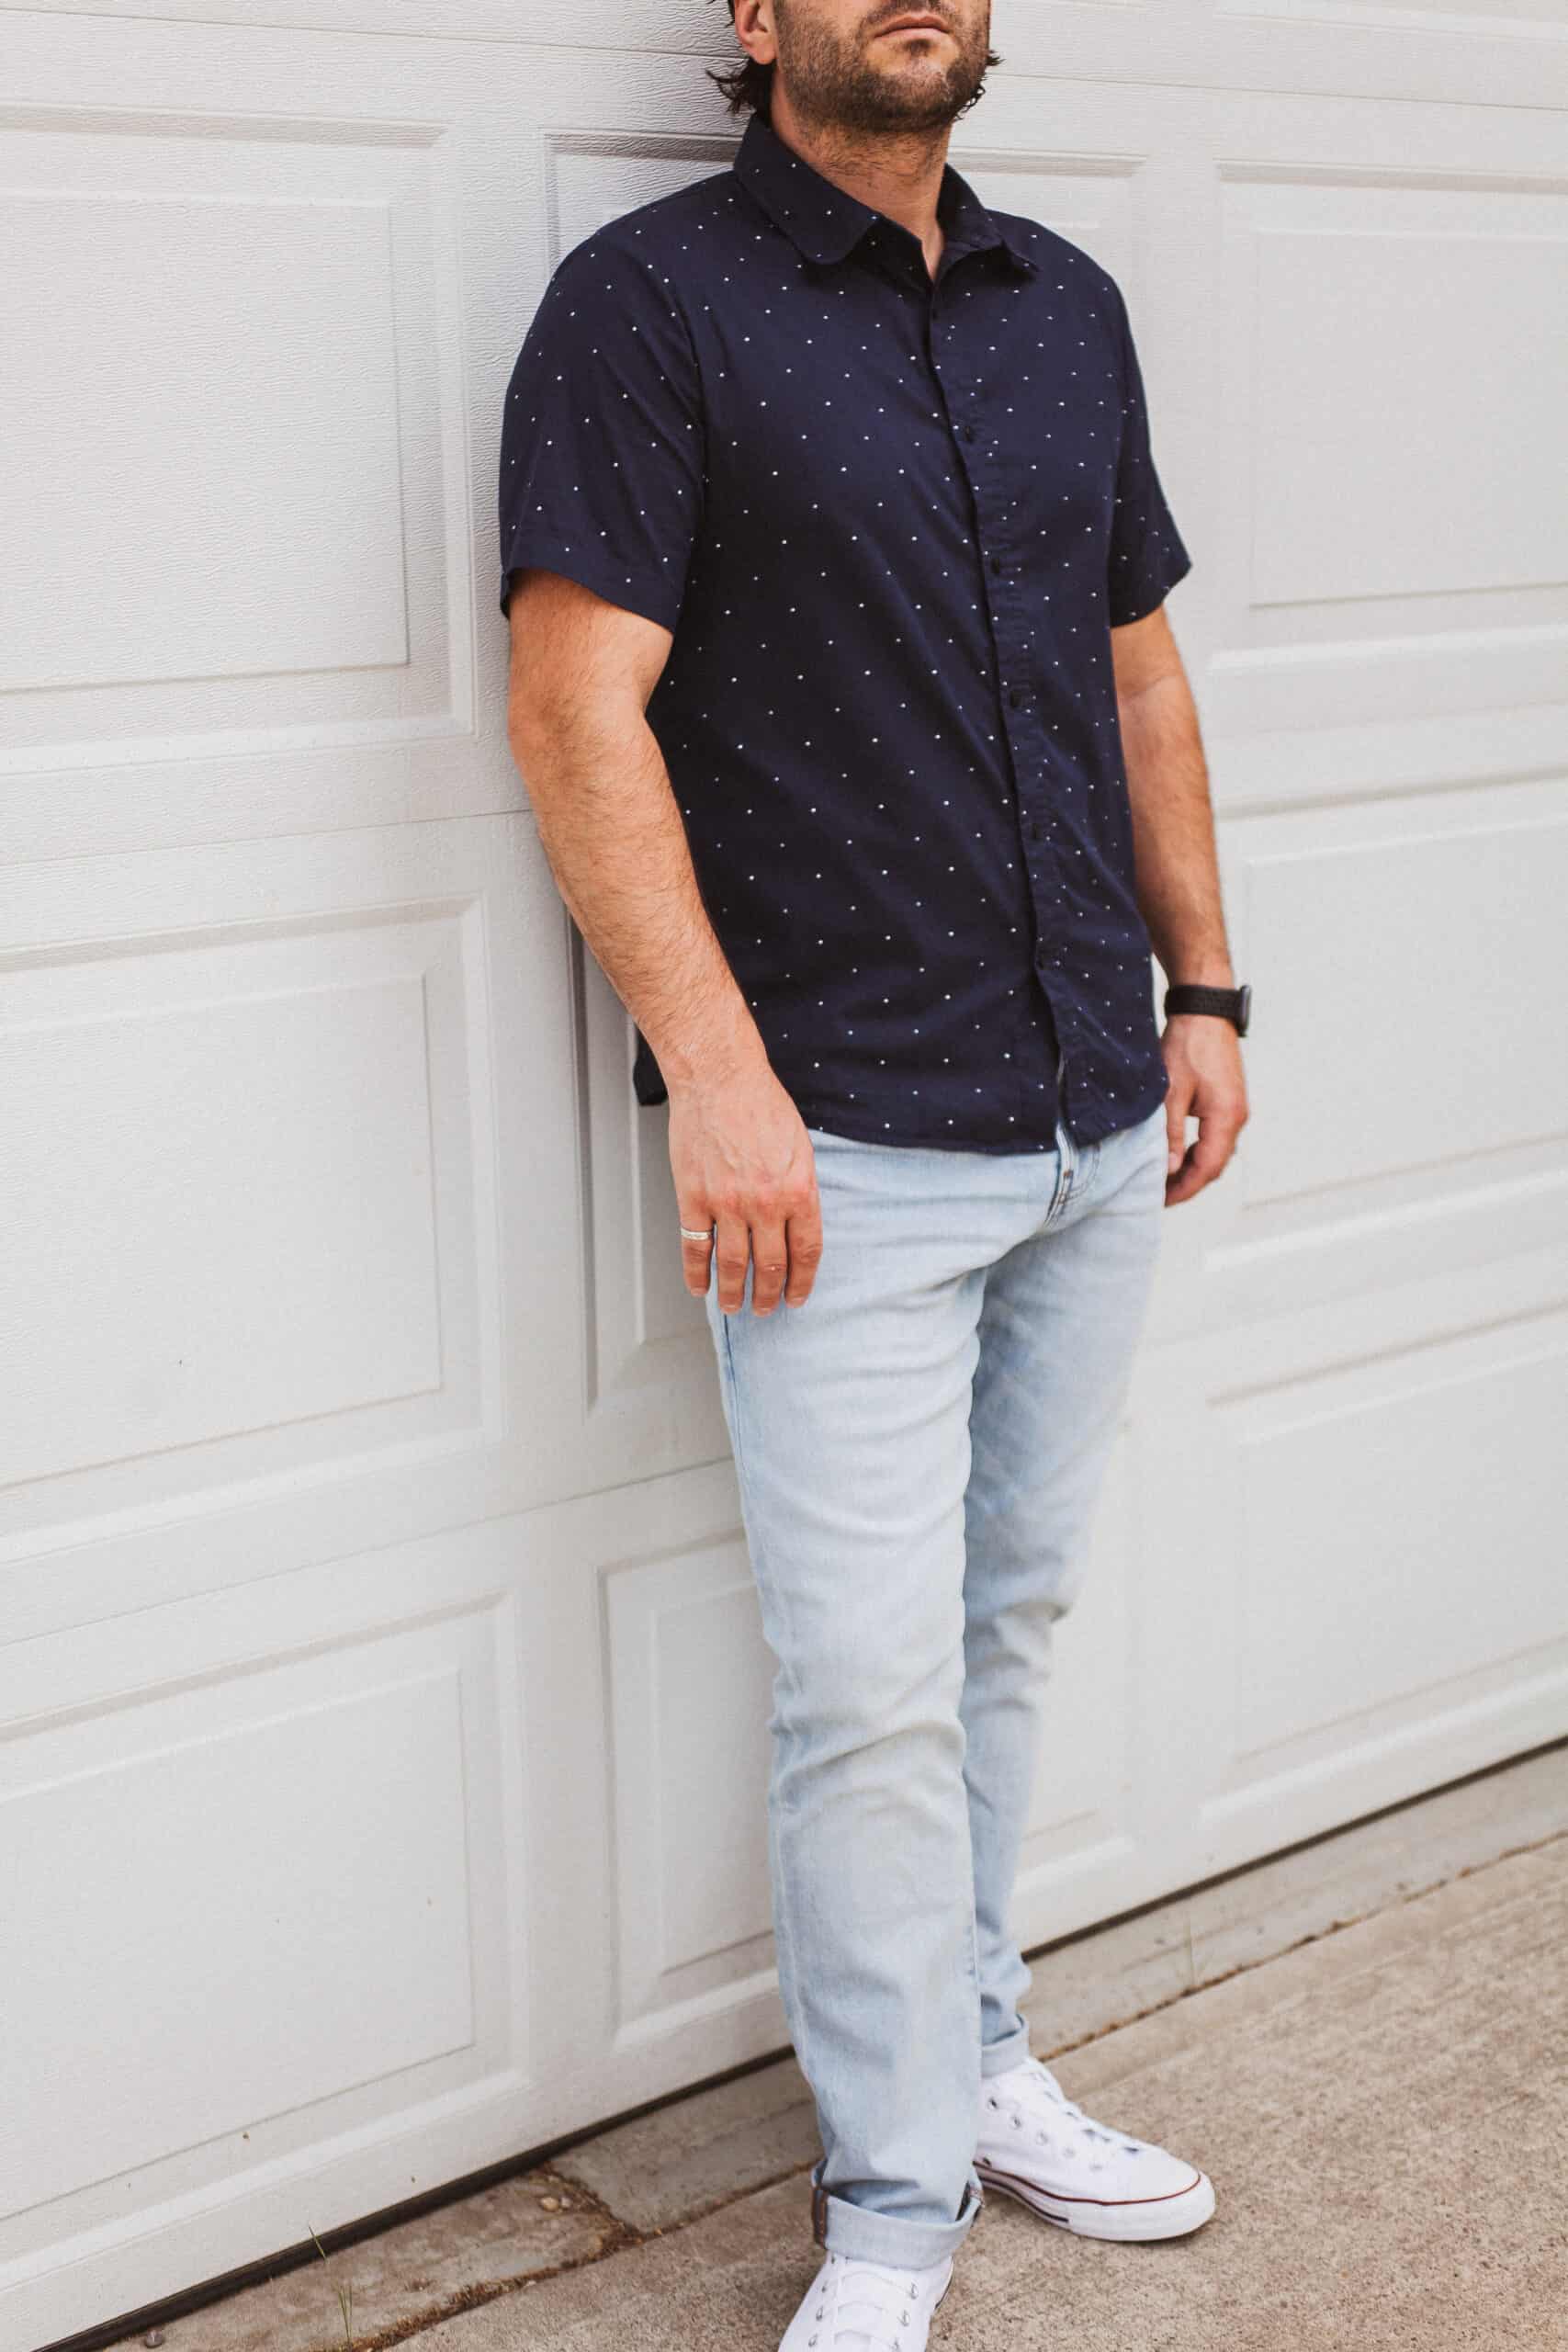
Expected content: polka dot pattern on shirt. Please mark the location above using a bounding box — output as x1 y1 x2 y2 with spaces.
498 110 1193 1152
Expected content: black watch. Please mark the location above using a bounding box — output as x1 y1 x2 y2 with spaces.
1164 981 1250 1037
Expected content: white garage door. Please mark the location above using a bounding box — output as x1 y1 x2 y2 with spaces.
3 4 1565 2343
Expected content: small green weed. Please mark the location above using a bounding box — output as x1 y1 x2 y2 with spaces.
307 2223 355 2350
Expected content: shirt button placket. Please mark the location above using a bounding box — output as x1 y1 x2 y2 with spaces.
936 340 1055 1138
1011 676 1060 1130
985 459 1055 1135
974 464 1048 1127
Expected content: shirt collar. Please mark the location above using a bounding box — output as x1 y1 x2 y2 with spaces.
733 109 1037 277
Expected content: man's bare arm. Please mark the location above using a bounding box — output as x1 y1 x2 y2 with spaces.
1111 605 1248 1203
506 566 823 1311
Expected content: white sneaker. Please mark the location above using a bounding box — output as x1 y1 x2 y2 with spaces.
778 2247 954 2352
975 2053 1215 2241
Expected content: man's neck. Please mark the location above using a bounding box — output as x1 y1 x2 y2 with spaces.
766 100 951 275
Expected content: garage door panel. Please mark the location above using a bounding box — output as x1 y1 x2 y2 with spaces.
1146 775 1568 1340
1204 96 1568 756
1248 209 1567 610
6 186 408 694
0 1577 519 2274
0 110 457 759
0 816 586 1639
1245 800 1568 1204
1124 1269 1568 1892
0 872 485 1537
1229 1317 1568 1755
1 1668 473 2223
1185 1306 1568 1859
3 942 445 1494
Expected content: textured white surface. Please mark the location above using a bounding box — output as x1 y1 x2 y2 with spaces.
4 189 406 690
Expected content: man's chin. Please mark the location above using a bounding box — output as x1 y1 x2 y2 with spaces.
858 73 973 127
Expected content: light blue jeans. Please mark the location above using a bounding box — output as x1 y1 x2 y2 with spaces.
703 1094 1169 2269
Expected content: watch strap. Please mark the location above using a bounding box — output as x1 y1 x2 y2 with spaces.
1164 981 1250 1035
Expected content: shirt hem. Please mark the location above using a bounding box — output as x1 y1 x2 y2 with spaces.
779 1065 1168 1154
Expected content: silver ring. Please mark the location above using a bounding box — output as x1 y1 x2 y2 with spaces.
679 1225 714 1243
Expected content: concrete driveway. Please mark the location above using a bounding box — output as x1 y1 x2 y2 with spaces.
112 1746 1568 2352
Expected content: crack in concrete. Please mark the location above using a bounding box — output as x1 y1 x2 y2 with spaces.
340 2172 636 2351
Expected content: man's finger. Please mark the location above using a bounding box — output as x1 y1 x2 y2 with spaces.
1167 1091 1194 1175
784 1201 824 1306
1168 1102 1244 1202
748 1219 791 1317
679 1216 716 1297
713 1215 752 1316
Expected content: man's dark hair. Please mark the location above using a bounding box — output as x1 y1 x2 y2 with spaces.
707 0 774 119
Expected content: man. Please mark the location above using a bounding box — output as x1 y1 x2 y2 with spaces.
500 1 1248 2343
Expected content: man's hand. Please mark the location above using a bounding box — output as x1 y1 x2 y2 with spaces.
670 1068 824 1315
1161 1015 1248 1204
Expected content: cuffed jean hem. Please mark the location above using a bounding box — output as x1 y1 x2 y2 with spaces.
810 2159 985 2267
979 2026 1033 2078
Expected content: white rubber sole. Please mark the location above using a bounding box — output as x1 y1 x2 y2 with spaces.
975 2156 1216 2242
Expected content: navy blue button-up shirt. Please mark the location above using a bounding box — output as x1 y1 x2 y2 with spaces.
499 109 1193 1149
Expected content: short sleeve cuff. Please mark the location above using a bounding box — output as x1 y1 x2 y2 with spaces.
1108 534 1192 628
499 530 688 635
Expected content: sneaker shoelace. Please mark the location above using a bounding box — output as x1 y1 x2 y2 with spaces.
810 2253 939 2352
987 2058 1142 2166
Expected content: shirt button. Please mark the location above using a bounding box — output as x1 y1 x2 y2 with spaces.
1009 687 1030 708
961 424 977 443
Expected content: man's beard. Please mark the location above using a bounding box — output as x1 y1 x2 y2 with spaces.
772 3 997 135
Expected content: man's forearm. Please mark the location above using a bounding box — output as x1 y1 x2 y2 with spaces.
510 698 768 1091
1117 668 1235 987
